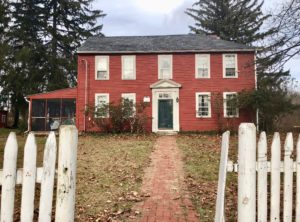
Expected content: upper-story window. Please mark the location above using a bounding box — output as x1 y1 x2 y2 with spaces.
196 54 210 78
158 55 172 79
223 54 238 78
95 56 109 80
122 56 136 80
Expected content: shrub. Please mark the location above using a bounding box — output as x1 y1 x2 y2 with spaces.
86 98 150 133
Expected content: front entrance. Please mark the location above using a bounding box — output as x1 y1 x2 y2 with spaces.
158 99 173 129
150 79 181 133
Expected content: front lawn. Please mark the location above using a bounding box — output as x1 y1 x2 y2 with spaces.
0 132 155 221
177 134 238 222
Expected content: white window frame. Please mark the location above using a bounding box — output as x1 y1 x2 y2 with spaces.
195 54 210 79
95 56 109 80
158 55 173 80
223 54 238 78
223 92 239 118
121 93 136 116
196 92 211 118
95 93 109 118
122 55 136 80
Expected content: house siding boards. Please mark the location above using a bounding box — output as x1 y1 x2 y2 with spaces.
76 52 255 132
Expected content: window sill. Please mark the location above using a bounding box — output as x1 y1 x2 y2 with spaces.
196 115 211 118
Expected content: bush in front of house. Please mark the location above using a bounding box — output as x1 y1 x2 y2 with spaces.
86 99 150 133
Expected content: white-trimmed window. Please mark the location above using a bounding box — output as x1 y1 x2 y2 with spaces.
95 56 109 80
196 92 211 118
122 93 136 115
122 56 136 80
223 92 239 117
223 54 238 78
158 55 172 79
196 54 210 78
95 93 109 117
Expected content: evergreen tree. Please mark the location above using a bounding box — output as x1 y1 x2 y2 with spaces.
1 0 47 127
0 0 9 69
186 0 273 45
186 0 296 131
0 0 105 127
43 0 105 90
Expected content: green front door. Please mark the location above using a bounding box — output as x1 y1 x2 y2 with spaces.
158 99 173 129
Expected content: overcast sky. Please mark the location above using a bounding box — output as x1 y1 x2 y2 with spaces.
94 0 300 83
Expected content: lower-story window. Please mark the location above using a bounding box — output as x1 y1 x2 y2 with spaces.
121 93 136 116
95 93 109 118
196 92 211 118
223 92 239 117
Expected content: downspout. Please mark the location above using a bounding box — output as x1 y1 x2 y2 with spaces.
24 96 30 133
81 59 88 132
254 50 259 132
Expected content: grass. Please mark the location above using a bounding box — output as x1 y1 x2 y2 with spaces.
0 131 156 221
177 134 238 222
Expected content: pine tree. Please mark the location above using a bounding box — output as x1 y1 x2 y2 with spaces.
1 0 47 127
186 0 296 131
186 0 273 45
43 0 105 90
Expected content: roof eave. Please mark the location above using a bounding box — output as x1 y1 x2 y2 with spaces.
77 49 256 54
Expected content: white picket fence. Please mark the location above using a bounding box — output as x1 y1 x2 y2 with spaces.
215 123 300 222
0 125 78 222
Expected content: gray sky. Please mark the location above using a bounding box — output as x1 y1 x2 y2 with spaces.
95 0 300 83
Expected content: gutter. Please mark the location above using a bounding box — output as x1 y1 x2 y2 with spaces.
81 59 88 132
254 50 259 131
24 96 30 133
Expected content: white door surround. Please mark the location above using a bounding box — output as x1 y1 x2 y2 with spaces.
150 80 181 133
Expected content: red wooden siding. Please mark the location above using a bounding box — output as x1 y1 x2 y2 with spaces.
77 52 255 132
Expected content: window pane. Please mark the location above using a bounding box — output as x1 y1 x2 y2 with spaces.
32 99 46 117
198 94 210 117
159 56 172 79
97 57 107 71
97 71 108 79
226 94 238 116
224 55 236 77
198 68 208 78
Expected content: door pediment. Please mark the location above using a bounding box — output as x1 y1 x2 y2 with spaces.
150 79 182 89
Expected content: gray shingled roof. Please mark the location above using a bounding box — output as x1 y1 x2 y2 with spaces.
77 34 255 53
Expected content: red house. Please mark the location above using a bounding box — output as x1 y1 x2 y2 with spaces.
27 34 256 132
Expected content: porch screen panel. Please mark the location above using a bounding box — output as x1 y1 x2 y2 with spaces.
31 99 46 131
61 99 76 125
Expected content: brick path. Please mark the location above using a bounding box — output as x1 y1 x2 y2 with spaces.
132 136 199 222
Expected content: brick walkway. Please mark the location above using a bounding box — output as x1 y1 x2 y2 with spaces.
132 136 199 222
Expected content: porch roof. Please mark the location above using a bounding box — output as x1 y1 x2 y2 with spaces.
26 88 77 100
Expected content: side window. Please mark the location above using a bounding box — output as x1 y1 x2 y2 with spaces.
158 55 172 79
196 54 210 78
95 93 109 117
95 56 109 80
223 92 239 117
223 54 237 78
196 93 211 118
122 56 136 80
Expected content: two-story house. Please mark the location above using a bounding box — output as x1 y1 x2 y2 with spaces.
26 34 256 132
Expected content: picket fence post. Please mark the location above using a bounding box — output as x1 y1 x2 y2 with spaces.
270 132 281 222
238 123 256 222
215 131 230 222
0 133 18 222
55 125 78 222
39 132 57 222
257 132 267 222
